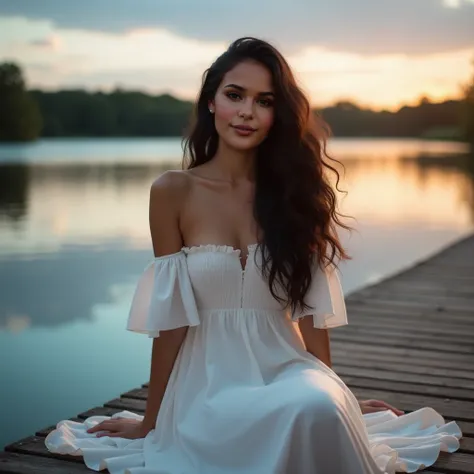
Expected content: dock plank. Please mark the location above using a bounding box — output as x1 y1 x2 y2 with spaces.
330 341 474 365
432 452 474 473
0 452 92 474
334 364 474 390
77 406 129 419
349 388 474 422
332 334 473 355
331 355 474 381
341 319 474 340
35 419 82 438
4 437 83 464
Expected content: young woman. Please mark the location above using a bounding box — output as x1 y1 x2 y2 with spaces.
46 37 462 473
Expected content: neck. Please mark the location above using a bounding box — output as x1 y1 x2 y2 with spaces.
210 140 256 184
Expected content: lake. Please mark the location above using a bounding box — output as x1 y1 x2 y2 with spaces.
0 137 473 448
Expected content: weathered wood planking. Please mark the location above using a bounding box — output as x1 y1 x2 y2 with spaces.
0 452 92 474
3 233 474 473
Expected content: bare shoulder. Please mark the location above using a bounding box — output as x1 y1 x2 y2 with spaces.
149 170 190 256
149 170 193 255
150 169 192 201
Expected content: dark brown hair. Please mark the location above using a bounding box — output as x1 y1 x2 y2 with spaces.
183 37 349 314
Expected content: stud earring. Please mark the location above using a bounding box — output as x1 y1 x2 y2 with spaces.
209 108 214 114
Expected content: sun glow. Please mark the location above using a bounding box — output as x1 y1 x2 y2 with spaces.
0 16 472 109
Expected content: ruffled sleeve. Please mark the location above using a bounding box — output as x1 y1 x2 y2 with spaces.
291 260 348 329
127 250 200 337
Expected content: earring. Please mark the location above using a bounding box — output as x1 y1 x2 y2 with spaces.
209 108 214 114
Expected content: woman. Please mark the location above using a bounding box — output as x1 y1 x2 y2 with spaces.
45 37 462 473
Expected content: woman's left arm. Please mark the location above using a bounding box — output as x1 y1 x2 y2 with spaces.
298 315 404 416
298 315 332 368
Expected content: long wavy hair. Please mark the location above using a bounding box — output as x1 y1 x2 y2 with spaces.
182 37 350 315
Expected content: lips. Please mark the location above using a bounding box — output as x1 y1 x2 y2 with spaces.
232 125 257 132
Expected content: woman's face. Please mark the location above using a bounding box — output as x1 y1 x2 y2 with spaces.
210 60 275 151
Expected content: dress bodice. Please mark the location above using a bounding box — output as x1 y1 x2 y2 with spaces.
183 244 284 312
126 244 347 338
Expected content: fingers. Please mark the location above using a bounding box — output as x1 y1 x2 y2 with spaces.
366 399 386 407
96 431 124 438
87 420 120 434
378 401 404 415
87 421 110 433
368 399 405 416
386 405 404 415
105 432 126 438
86 424 102 434
366 406 389 413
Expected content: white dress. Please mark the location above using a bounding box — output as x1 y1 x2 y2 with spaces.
45 244 462 474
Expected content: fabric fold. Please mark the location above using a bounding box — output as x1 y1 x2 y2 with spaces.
291 260 348 329
126 251 200 338
45 406 462 474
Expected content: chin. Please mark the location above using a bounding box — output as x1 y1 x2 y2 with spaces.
231 142 259 152
225 135 265 151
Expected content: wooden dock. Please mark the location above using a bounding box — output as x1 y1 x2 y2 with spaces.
2 234 474 473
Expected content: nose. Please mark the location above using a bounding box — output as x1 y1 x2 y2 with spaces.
238 99 253 118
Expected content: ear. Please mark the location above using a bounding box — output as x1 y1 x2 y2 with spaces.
208 99 215 113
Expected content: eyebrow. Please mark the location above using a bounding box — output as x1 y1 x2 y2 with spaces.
223 83 274 97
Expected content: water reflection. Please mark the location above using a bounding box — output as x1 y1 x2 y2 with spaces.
0 164 30 221
1 151 473 256
339 153 474 227
0 247 150 331
0 163 173 255
407 154 474 222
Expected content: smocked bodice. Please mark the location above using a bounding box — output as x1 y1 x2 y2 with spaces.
126 244 347 338
183 244 284 312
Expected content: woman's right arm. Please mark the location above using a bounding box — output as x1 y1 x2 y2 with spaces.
87 171 190 439
142 326 188 432
141 171 189 433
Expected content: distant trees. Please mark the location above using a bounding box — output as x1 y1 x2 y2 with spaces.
31 89 193 137
30 90 464 140
0 61 471 142
0 62 42 141
320 98 462 140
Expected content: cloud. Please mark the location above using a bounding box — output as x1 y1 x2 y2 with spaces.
0 0 473 55
29 34 62 51
0 10 472 109
290 46 472 109
0 18 223 94
443 0 473 7
56 66 205 99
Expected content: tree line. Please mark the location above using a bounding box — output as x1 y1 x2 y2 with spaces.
1 61 473 146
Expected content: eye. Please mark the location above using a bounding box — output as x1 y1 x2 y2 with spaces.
226 92 241 101
258 98 274 108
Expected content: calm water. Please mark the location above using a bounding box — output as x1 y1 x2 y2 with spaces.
0 138 473 448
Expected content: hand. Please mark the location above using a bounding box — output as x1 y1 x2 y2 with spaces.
359 399 404 416
86 417 151 439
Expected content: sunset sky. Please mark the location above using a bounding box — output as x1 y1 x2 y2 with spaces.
0 0 473 110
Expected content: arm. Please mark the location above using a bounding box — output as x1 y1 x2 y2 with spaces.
88 171 190 439
298 316 332 368
141 172 189 433
298 316 404 416
142 326 187 432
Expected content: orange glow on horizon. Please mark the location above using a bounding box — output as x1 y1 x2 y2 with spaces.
0 17 472 111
